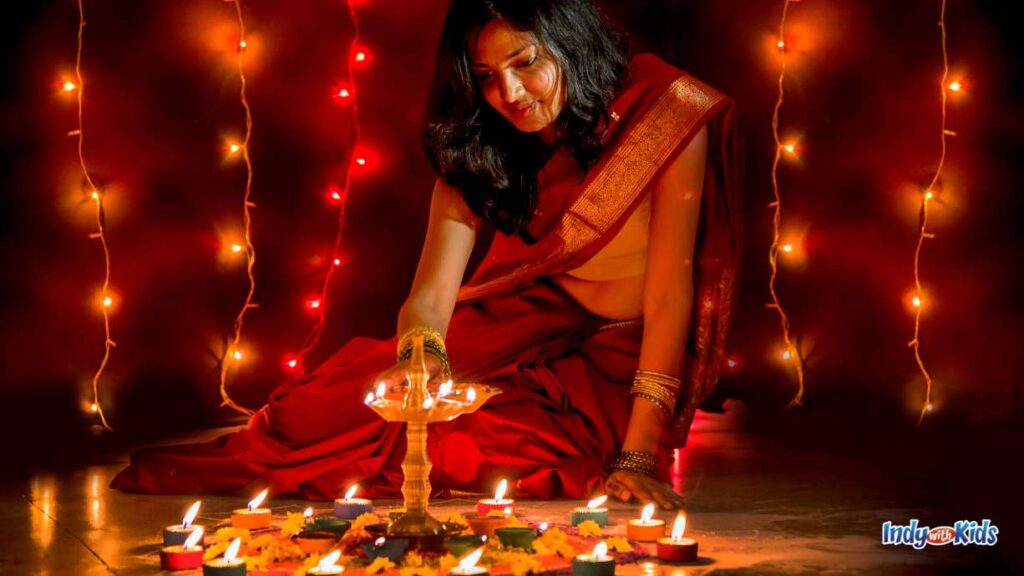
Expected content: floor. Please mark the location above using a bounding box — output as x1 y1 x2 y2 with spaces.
3 401 1018 575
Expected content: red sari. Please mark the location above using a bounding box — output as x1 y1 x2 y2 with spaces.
111 54 740 500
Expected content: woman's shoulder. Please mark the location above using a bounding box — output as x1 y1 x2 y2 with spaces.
622 53 728 108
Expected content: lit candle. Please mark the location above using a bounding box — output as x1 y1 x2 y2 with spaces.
160 526 204 571
476 479 514 516
231 489 271 529
449 547 488 576
308 550 344 575
163 500 204 546
361 536 409 562
656 513 699 563
571 541 615 576
202 537 247 575
625 503 665 542
333 484 374 519
570 495 609 527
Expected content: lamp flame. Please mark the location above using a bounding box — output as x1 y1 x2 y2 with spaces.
376 382 386 398
224 537 242 563
503 506 512 517
344 485 358 501
539 522 548 532
592 541 608 558
304 507 314 519
460 547 484 570
640 503 655 523
494 479 508 501
439 380 453 397
467 387 477 403
183 526 204 549
586 495 608 509
423 397 434 409
318 550 342 570
671 513 686 540
182 500 201 528
364 393 374 405
247 488 268 511
375 537 386 547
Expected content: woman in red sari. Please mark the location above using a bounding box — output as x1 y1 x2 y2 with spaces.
113 0 740 510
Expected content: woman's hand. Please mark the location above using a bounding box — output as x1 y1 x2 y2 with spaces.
605 469 685 510
373 354 446 389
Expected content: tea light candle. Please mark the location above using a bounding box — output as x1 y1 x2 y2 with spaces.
449 547 488 576
625 503 665 542
160 526 204 571
231 489 271 530
476 479 514 516
570 495 609 527
163 500 204 546
657 513 699 563
202 537 247 576
465 511 510 538
495 526 537 549
362 536 408 562
571 541 615 576
333 484 373 519
308 550 344 575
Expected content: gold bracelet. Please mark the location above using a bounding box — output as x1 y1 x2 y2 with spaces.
397 326 451 380
629 381 677 405
635 370 682 390
629 391 673 416
610 450 661 478
397 325 445 357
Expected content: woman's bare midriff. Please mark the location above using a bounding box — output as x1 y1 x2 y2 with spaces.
552 272 644 321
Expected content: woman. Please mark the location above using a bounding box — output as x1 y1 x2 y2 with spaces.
113 0 740 510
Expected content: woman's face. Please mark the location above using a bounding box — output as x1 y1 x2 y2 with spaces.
470 19 566 136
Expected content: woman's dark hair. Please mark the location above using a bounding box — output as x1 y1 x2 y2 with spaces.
423 0 629 242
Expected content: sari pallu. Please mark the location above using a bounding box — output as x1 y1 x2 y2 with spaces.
110 54 740 499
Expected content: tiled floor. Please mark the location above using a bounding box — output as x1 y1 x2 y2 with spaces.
3 402 1017 575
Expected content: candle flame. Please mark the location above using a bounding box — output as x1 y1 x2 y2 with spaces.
460 547 484 569
182 500 201 527
671 513 686 540
304 507 314 519
503 506 512 517
539 522 548 532
640 503 655 523
586 495 608 509
247 488 268 511
344 485 358 501
592 541 608 558
423 397 434 409
439 380 453 397
224 537 242 562
494 479 507 501
364 392 374 405
318 550 342 570
183 526 204 549
375 537 386 546
467 387 477 403
376 382 386 398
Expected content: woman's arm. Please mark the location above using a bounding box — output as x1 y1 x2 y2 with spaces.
609 125 708 507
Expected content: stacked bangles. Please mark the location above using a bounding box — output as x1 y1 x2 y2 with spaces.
397 325 451 380
628 368 681 417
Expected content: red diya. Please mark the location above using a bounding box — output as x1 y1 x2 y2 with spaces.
476 479 514 516
657 513 699 563
160 526 204 571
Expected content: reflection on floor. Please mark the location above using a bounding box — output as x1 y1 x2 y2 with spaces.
3 401 1016 575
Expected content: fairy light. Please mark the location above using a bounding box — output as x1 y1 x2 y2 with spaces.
296 2 365 366
218 0 257 417
910 0 955 424
767 0 806 407
71 0 113 431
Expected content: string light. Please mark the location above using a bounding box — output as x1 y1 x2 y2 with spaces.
767 0 806 407
72 0 113 431
218 0 257 417
910 0 956 424
295 2 365 367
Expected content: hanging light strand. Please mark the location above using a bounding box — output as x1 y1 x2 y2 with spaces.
910 0 952 424
74 0 113 430
219 0 257 416
768 0 805 407
297 3 364 368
